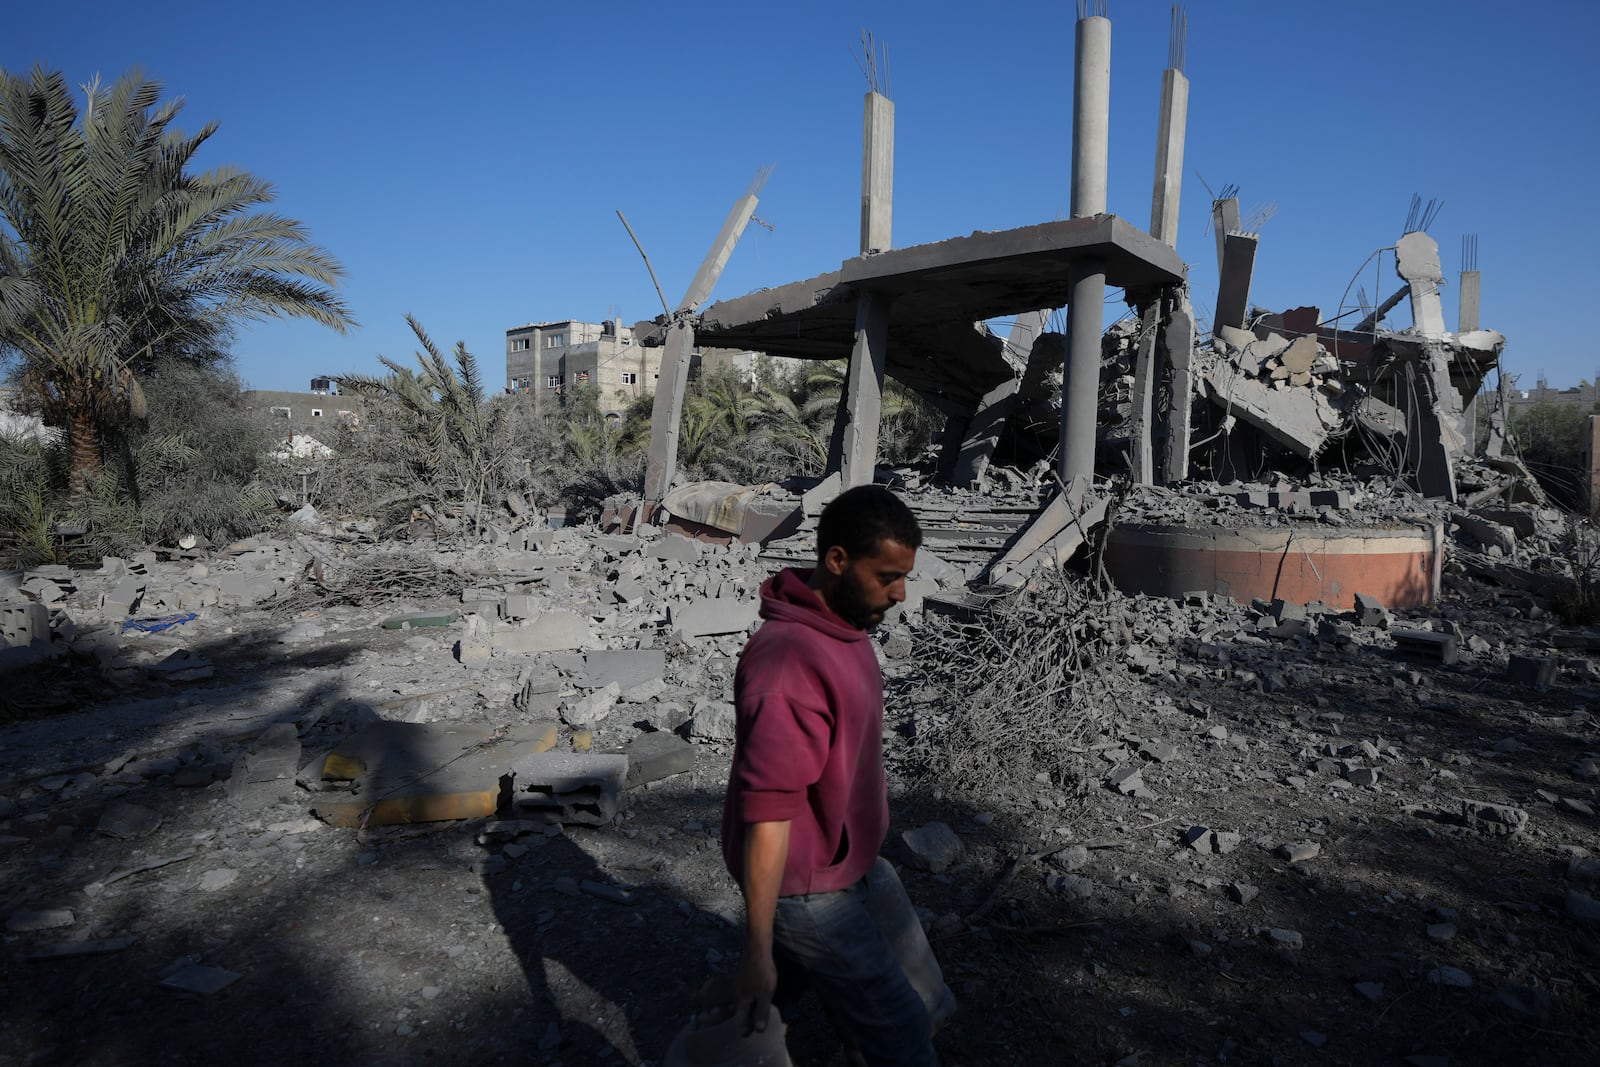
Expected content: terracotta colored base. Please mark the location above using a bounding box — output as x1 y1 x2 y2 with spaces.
1103 522 1442 609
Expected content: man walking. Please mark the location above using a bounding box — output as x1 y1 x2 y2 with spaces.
721 485 952 1065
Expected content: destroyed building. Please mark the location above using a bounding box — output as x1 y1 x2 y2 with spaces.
597 6 1536 621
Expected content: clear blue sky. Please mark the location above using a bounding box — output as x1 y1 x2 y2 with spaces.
7 0 1598 392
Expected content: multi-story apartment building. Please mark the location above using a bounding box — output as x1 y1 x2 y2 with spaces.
505 319 660 416
505 318 800 417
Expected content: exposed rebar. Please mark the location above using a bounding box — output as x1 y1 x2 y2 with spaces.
1404 193 1444 234
854 28 891 98
1167 4 1187 73
1462 233 1479 272
1242 199 1278 232
744 163 774 200
1078 0 1108 20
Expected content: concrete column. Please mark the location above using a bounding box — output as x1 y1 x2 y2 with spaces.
1485 374 1510 459
1161 290 1197 483
1071 15 1112 219
1459 265 1483 452
642 320 694 505
861 91 894 254
1395 231 1447 337
1585 415 1600 517
1459 270 1481 332
1149 67 1189 247
837 292 892 488
951 310 1050 486
1127 300 1160 484
1211 198 1239 273
1059 260 1106 482
1413 343 1464 501
1213 231 1258 332
1059 9 1111 484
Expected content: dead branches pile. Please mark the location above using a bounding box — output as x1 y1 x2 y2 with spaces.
904 571 1133 801
270 545 467 616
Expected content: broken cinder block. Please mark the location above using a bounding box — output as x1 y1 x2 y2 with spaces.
510 751 628 825
1391 629 1458 666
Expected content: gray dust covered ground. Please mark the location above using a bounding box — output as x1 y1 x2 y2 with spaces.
2 510 1598 1067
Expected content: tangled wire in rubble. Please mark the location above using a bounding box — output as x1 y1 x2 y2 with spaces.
903 568 1134 802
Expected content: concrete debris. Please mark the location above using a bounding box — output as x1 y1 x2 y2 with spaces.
1506 653 1556 689
225 723 302 809
565 682 620 729
7 907 76 932
509 751 628 825
620 731 696 789
668 599 760 639
160 961 242 995
96 801 164 840
1461 799 1528 835
1391 630 1458 665
688 700 738 743
1277 841 1321 864
900 821 964 873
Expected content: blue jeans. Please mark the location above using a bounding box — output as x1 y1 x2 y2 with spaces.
771 858 951 1066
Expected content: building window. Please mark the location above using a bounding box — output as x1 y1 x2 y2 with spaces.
621 372 638 385
311 408 323 417
269 406 291 419
546 375 561 389
545 334 566 348
510 338 529 351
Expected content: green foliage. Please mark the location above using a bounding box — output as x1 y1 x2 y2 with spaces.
1509 401 1596 509
0 65 352 491
1551 518 1600 626
0 360 277 566
334 317 518 536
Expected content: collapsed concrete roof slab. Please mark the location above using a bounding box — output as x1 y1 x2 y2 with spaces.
1198 362 1341 458
693 214 1187 412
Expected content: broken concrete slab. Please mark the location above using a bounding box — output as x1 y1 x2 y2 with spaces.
583 649 666 692
669 599 760 639
621 731 696 789
314 721 558 828
1453 512 1516 554
491 610 597 654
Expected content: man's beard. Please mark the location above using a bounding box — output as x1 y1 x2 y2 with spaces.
831 568 886 630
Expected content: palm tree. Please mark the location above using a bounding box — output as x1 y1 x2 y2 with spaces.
339 316 512 536
0 66 353 492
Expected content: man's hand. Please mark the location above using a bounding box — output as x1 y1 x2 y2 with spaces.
734 944 778 1034
736 819 791 1035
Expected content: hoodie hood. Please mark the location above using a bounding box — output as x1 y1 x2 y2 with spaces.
758 567 869 643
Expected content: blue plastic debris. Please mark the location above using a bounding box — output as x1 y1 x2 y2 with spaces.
121 612 198 634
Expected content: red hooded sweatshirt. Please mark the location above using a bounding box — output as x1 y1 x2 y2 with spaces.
722 567 888 897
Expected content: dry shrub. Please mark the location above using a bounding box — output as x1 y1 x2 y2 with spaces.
906 570 1132 801
269 545 467 616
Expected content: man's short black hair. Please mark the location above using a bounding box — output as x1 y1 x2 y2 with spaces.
816 484 922 560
